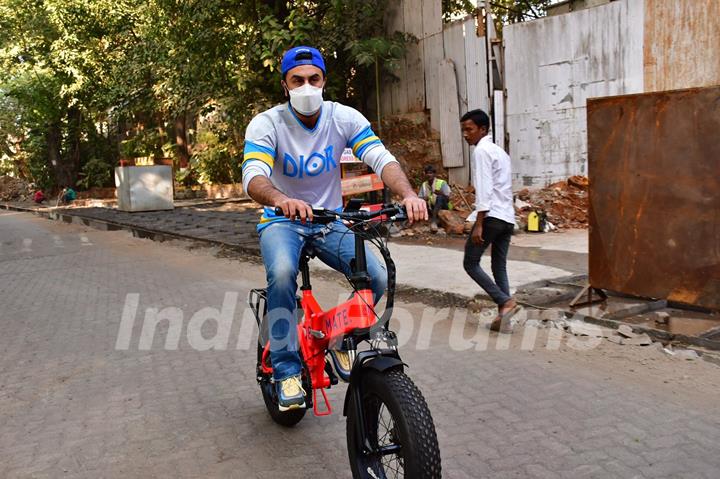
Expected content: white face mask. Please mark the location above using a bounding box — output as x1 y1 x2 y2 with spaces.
288 83 324 116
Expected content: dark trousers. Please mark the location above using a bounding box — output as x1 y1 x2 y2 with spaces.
430 196 449 224
463 217 514 305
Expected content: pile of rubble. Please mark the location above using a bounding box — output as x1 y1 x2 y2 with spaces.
515 175 589 230
393 175 590 238
518 308 701 360
448 184 475 213
0 175 32 201
425 176 590 235
379 115 444 187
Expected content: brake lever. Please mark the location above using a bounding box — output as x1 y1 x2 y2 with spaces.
386 204 408 222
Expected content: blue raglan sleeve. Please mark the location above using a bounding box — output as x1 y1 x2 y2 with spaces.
341 106 399 177
242 113 277 193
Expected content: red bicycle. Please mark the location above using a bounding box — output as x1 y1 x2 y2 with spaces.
249 203 441 479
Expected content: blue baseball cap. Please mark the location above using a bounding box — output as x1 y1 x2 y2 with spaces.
281 46 326 77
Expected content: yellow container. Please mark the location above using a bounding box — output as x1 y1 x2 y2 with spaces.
527 211 540 232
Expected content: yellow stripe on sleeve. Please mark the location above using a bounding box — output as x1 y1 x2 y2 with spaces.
351 135 380 155
242 152 274 168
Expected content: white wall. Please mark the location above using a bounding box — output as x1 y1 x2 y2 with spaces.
504 0 644 188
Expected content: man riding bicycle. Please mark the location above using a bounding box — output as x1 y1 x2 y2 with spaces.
242 46 427 411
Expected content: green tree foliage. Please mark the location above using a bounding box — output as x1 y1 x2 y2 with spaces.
490 0 551 23
346 33 410 135
442 0 476 22
0 0 403 189
0 0 124 189
442 0 551 24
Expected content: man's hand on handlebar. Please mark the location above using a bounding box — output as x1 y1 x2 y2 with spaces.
401 195 428 225
274 201 412 225
276 198 313 223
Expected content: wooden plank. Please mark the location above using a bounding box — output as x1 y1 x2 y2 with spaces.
443 20 467 113
485 9 504 89
403 0 424 37
422 0 443 37
448 165 469 186
439 59 464 168
444 19 471 185
423 32 444 132
404 0 426 112
464 17 489 112
380 81 393 118
461 17 487 187
493 90 505 150
385 0 408 114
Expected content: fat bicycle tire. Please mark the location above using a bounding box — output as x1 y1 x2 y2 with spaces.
347 369 441 478
256 341 306 427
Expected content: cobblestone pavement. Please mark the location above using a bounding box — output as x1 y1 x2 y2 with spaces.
2 210 720 479
53 202 262 252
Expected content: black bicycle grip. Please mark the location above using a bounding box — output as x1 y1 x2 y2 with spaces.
273 206 323 216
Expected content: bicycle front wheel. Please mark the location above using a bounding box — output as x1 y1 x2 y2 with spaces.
346 369 441 478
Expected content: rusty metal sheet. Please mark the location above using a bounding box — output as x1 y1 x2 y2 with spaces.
587 86 720 310
643 0 720 93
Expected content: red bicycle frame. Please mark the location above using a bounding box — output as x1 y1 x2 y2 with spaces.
259 286 377 416
257 205 404 417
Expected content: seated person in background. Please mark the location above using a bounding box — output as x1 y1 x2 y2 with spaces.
418 165 451 230
61 187 77 204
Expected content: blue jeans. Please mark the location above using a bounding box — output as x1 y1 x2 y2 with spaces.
463 217 514 306
259 220 388 381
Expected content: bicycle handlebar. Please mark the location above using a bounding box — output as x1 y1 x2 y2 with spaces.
273 204 407 224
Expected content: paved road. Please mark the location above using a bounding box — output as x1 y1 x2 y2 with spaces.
2 210 720 478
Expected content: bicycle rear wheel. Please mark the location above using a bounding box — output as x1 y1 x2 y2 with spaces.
256 341 306 427
346 369 441 478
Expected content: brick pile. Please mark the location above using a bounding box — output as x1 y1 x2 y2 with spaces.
516 175 589 229
0 175 31 201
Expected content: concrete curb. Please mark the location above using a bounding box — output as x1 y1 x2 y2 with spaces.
510 272 720 354
1 202 262 258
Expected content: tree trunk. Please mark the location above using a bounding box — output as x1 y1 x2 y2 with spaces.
45 122 66 187
66 106 82 186
174 114 189 168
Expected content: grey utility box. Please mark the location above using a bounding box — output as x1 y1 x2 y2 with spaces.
115 165 174 212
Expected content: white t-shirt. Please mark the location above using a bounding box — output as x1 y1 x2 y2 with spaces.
242 101 398 230
467 135 516 225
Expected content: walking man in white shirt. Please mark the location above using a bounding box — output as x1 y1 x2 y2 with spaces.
460 109 519 333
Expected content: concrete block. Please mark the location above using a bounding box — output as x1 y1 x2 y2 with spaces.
617 325 635 338
524 319 543 328
551 319 568 330
512 308 529 327
115 166 174 212
674 349 700 360
539 309 566 321
654 312 670 325
568 321 604 337
622 333 652 346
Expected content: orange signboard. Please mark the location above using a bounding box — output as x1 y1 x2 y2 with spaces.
341 173 384 196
